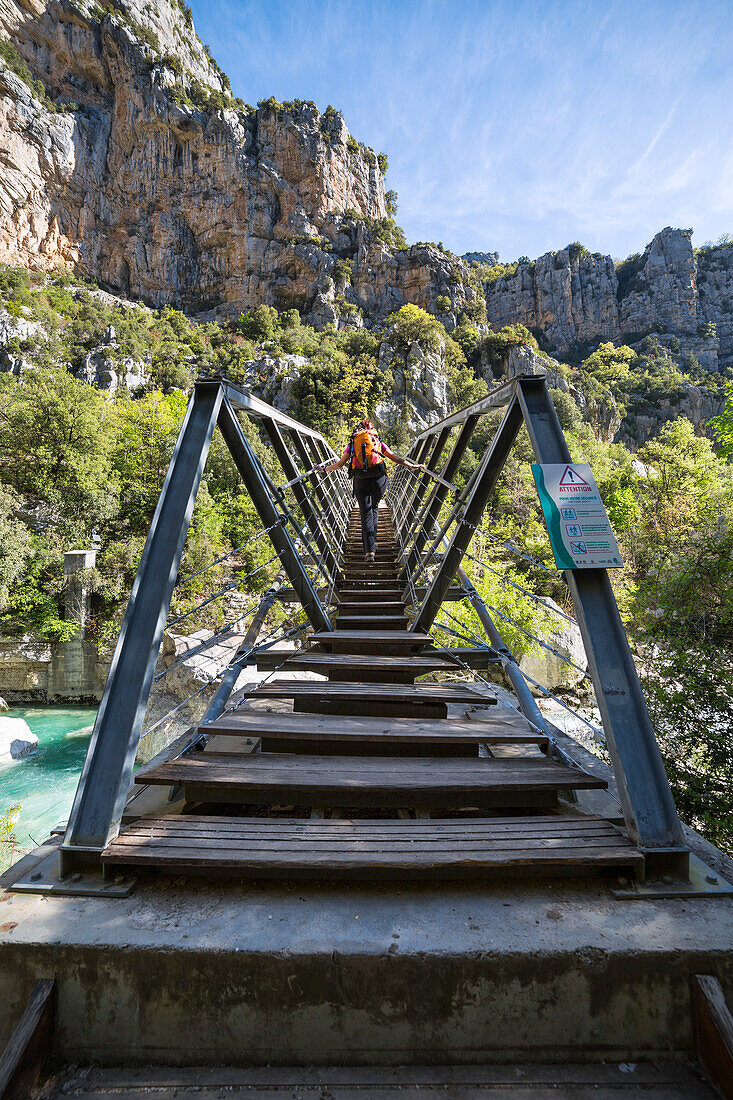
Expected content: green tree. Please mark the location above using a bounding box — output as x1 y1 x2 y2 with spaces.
238 304 280 342
0 366 118 537
709 382 733 459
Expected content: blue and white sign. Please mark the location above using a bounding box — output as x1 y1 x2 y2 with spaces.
531 462 623 570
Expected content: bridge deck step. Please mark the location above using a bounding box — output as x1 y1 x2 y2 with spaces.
135 751 606 809
311 629 431 655
200 709 546 746
281 653 456 678
103 813 637 880
252 680 493 704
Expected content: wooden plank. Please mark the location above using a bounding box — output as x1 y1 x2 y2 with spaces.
693 974 733 1099
0 979 56 1100
312 629 433 644
200 710 545 745
134 752 606 809
102 814 642 879
253 681 493 703
311 630 431 640
282 654 462 674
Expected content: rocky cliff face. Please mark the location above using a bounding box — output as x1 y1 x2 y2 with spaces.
484 228 731 373
2 1 733 373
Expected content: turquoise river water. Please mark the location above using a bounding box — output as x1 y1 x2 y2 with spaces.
0 706 96 851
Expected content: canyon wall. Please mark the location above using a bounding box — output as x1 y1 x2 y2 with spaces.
0 0 484 324
483 228 733 373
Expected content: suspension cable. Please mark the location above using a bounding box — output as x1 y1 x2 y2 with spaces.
175 522 282 588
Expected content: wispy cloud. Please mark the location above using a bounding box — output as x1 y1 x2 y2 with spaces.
192 0 733 259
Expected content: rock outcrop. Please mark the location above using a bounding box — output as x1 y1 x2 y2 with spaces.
374 324 450 434
484 246 620 355
0 714 37 763
2 2 733 377
485 228 731 372
75 324 148 392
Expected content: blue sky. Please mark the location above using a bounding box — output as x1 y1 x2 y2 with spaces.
189 0 733 262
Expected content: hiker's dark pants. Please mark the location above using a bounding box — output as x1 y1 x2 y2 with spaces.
353 471 388 554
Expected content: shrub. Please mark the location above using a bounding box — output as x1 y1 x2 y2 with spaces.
484 261 518 283
237 304 280 342
436 295 451 313
615 252 644 298
346 136 359 154
377 152 388 173
567 242 588 262
461 296 487 324
481 323 539 368
156 52 184 76
334 259 353 288
387 304 444 353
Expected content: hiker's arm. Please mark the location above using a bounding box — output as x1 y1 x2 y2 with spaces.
381 444 421 469
317 450 349 474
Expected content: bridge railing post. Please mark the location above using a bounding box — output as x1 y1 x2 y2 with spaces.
60 381 224 871
410 397 524 635
402 415 479 582
513 377 687 861
217 400 333 635
262 419 342 586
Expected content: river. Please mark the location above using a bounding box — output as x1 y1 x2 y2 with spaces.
0 706 96 857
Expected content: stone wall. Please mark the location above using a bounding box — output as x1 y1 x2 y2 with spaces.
0 633 105 703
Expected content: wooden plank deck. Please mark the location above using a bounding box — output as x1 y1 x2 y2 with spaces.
135 752 606 809
102 814 640 880
252 680 495 704
107 502 642 884
200 710 547 745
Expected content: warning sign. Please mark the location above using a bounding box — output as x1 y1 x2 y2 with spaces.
558 465 589 488
531 463 623 570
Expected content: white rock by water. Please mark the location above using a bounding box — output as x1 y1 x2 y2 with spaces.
0 716 38 764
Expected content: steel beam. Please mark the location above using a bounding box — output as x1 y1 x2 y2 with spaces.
290 433 347 545
403 415 479 583
262 419 341 585
456 565 551 738
515 376 686 856
222 379 327 441
218 400 333 633
308 437 351 539
60 381 224 869
393 428 451 543
200 569 286 725
411 398 524 635
411 375 544 441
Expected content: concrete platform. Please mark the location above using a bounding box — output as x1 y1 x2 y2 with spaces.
1 862 732 1066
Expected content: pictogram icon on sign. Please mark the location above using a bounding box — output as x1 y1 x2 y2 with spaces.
559 465 590 487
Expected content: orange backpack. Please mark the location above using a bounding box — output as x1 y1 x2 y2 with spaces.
350 428 382 473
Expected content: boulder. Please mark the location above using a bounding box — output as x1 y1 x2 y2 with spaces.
0 716 38 764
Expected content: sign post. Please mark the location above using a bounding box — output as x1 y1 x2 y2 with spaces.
531 462 622 570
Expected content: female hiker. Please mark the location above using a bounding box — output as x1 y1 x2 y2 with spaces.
315 419 421 561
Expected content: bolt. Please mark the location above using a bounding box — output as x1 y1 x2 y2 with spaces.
29 871 41 882
706 874 719 885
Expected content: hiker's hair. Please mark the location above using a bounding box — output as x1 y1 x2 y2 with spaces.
355 418 374 432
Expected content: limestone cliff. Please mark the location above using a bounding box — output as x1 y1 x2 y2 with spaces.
2 0 733 370
484 228 731 373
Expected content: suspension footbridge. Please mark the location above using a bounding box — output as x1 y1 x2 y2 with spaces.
51 373 686 883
